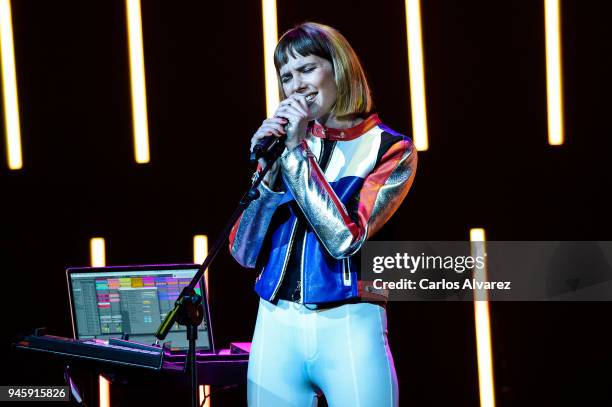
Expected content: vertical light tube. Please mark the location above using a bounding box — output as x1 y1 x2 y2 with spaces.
125 0 150 163
0 0 22 169
470 228 496 407
193 234 209 294
261 0 279 117
193 234 210 407
544 0 564 145
470 228 486 248
404 0 429 151
198 385 210 407
89 237 110 407
90 237 107 268
98 378 111 407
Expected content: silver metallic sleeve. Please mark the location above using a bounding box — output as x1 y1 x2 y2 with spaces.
280 143 365 259
280 139 417 259
364 139 417 238
229 181 284 268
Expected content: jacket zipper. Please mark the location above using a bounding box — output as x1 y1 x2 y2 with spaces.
300 139 333 303
343 257 352 286
273 138 336 303
299 230 307 302
270 218 299 300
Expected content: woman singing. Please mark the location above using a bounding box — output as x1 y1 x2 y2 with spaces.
229 22 417 406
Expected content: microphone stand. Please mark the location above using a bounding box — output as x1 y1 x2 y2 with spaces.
154 136 287 407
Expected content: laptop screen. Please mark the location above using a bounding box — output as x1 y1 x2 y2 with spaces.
67 264 213 352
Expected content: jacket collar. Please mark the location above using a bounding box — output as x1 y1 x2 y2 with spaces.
309 113 381 141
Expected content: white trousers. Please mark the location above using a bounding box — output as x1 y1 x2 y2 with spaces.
247 299 399 407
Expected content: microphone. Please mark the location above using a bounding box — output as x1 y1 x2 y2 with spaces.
249 120 289 163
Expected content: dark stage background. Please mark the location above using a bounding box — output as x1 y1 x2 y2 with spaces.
2 1 612 406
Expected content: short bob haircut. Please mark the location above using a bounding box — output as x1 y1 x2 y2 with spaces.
274 22 373 119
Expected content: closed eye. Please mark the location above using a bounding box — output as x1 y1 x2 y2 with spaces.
280 64 316 83
300 63 317 74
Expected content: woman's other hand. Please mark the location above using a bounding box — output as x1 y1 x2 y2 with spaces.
274 93 310 150
250 117 287 190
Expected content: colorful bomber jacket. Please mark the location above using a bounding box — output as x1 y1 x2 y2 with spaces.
229 114 417 304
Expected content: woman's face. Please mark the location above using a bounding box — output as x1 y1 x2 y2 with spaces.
279 53 337 120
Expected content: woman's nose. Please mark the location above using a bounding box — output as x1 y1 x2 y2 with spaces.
290 75 307 94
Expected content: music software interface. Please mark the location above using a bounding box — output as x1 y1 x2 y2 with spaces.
70 269 211 350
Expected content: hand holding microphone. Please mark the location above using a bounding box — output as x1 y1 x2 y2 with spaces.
273 93 311 150
250 94 312 160
249 117 288 164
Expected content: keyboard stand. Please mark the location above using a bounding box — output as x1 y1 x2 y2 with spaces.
14 334 249 406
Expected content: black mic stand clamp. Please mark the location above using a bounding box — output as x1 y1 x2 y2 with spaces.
178 289 204 404
176 291 204 364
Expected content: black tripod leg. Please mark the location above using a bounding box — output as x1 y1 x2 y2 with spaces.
188 325 198 407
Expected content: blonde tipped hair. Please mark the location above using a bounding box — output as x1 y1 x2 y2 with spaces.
274 22 373 118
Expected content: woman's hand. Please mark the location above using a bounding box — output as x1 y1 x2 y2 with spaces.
274 94 311 150
250 116 288 190
250 94 311 190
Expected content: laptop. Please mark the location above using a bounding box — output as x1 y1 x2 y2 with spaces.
66 264 214 354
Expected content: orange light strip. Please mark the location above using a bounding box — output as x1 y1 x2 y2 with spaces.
261 0 279 116
470 228 495 407
99 378 111 407
194 235 209 295
404 0 429 151
89 237 110 407
125 0 150 163
0 0 22 169
194 234 210 407
198 384 210 407
90 237 106 268
544 0 564 145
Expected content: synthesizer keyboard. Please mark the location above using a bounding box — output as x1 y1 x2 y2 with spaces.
14 335 164 370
